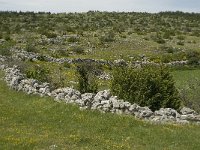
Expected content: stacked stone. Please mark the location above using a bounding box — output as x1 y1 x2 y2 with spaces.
41 88 200 124
5 66 51 96
2 64 200 125
9 49 191 70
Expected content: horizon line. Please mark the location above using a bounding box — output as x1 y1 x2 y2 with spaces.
0 10 200 14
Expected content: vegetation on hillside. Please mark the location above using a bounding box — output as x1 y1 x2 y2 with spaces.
0 11 200 61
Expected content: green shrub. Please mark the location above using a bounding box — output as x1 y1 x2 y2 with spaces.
76 63 98 93
0 47 11 56
99 31 115 43
43 31 57 38
163 32 172 39
191 30 200 37
70 46 84 54
177 41 184 46
111 65 181 111
51 49 69 58
186 50 200 65
25 43 37 53
160 46 180 54
50 67 65 88
25 65 50 83
177 35 185 40
188 57 199 66
156 38 166 44
67 36 79 43
151 33 166 44
63 62 71 69
37 55 46 61
160 54 173 63
4 34 11 41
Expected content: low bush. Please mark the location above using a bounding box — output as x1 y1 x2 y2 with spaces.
177 35 185 40
51 49 69 58
111 65 181 111
177 41 185 46
186 50 200 65
4 34 11 41
63 62 71 69
99 31 115 43
0 47 11 56
25 65 51 83
44 31 57 38
67 36 80 43
151 33 166 44
160 46 180 54
70 46 84 54
25 43 38 53
156 38 166 44
0 41 13 56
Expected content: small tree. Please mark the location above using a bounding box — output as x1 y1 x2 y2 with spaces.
76 63 98 93
111 65 181 111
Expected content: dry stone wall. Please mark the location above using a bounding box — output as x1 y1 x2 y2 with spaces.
11 49 189 67
0 56 200 125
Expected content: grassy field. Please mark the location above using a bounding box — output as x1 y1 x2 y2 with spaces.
172 69 200 88
1 71 200 149
172 69 200 112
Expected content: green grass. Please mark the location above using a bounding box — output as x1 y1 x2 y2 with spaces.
172 69 200 88
172 69 200 112
1 71 200 149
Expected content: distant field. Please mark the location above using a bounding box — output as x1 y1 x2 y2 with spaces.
172 69 200 88
172 69 200 112
1 11 200 61
1 71 200 149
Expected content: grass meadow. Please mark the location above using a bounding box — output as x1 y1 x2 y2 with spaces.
1 71 200 149
172 69 200 112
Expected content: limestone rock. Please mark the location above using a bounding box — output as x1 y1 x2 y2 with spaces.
94 90 111 102
180 107 197 115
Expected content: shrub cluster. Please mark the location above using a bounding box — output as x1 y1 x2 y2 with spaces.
25 65 50 83
25 64 67 89
111 65 181 111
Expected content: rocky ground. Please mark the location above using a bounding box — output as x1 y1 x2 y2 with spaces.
1 55 200 125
